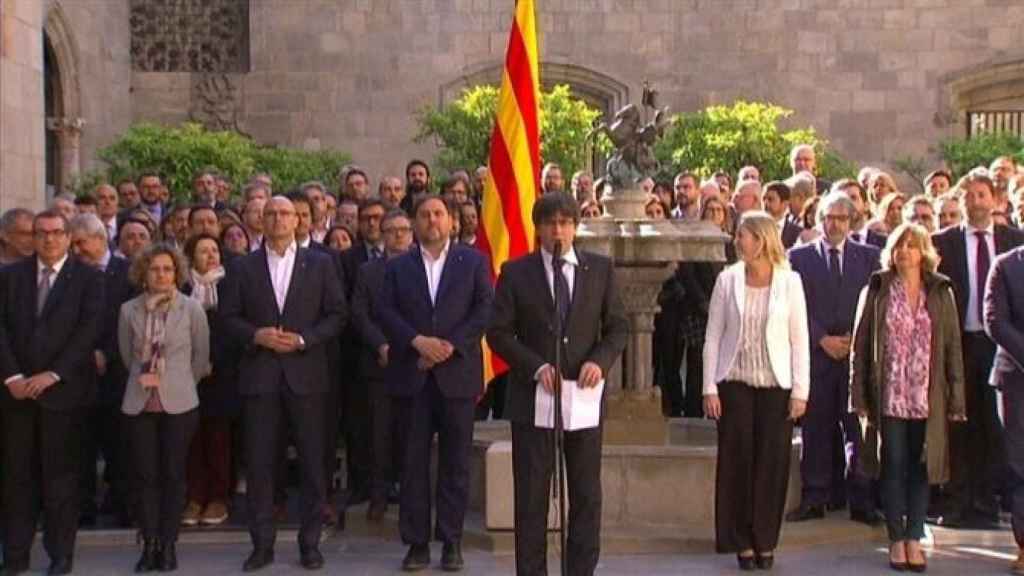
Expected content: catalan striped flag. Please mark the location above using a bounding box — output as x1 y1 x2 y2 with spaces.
478 0 542 385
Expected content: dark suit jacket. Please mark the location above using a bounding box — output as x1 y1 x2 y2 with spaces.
985 246 1024 389
339 243 375 300
781 219 803 249
933 223 1024 327
96 255 137 406
850 228 886 249
789 239 880 378
0 256 105 410
219 246 347 396
487 249 629 426
351 258 388 382
377 243 493 399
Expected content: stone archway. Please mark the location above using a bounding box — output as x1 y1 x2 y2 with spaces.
43 2 83 195
939 54 1024 137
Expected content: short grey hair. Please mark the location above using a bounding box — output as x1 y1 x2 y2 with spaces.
1 208 34 232
786 172 816 199
816 192 856 223
68 213 108 242
300 180 327 195
49 193 75 208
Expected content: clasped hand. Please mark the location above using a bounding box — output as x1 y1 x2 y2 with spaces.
820 335 852 361
413 336 454 370
8 372 59 400
254 327 303 353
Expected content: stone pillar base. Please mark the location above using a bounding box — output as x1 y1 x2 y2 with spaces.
602 389 668 446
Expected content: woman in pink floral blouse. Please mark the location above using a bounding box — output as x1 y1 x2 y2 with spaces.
851 223 966 572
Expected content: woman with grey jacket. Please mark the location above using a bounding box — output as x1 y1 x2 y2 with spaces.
119 243 210 573
851 223 966 572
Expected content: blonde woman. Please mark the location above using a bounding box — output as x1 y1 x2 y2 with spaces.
703 211 810 570
851 223 965 572
120 243 210 572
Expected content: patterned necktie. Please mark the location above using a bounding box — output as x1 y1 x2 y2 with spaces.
976 230 990 322
553 257 571 325
829 247 842 287
37 267 54 317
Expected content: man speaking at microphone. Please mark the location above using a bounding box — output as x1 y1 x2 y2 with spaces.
488 192 628 576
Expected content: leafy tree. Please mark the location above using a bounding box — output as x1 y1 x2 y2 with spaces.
96 123 349 202
414 84 610 179
653 100 854 183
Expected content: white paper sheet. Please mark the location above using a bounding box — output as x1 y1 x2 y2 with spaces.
534 379 604 431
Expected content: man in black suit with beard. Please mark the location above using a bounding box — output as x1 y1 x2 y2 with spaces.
219 196 347 572
933 170 1024 526
488 192 629 576
0 210 105 575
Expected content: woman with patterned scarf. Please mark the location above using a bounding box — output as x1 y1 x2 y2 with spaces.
119 243 210 572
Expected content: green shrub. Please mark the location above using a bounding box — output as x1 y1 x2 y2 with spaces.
937 132 1024 178
96 123 349 202
653 100 853 183
414 84 611 180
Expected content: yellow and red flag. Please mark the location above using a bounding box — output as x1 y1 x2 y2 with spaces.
479 0 542 384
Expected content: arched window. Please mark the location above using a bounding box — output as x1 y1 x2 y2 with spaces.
943 55 1024 138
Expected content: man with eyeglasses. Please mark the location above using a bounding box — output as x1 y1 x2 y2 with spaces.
787 192 881 525
337 197 388 512
350 209 414 522
0 210 105 575
219 196 347 572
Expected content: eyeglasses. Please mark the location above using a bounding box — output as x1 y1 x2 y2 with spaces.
382 226 412 235
823 215 851 223
34 229 67 239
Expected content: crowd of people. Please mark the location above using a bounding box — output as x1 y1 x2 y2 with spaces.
2 143 1024 575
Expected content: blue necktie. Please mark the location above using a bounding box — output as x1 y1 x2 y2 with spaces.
829 248 842 287
553 257 571 325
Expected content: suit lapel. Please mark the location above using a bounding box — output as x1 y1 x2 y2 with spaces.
435 246 460 306
955 226 970 300
409 245 431 308
529 251 556 317
164 292 187 336
40 258 73 320
254 248 280 319
281 248 308 319
565 251 587 328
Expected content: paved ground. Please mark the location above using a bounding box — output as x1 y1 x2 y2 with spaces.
10 533 1021 575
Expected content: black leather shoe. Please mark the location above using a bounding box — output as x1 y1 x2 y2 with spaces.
401 544 430 572
785 504 824 522
2 558 29 576
242 549 274 572
158 542 177 572
755 553 774 570
441 541 464 572
850 509 883 526
300 548 324 570
48 556 73 575
135 539 160 572
737 554 756 571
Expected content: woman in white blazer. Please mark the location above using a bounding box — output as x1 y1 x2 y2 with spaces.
703 211 810 571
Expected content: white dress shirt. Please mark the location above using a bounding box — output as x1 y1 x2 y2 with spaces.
817 237 845 275
421 240 450 305
540 246 577 301
965 222 995 332
266 241 297 313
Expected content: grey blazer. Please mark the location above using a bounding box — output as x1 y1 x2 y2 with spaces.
118 292 211 416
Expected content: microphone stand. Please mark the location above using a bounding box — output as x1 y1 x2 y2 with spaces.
551 241 569 576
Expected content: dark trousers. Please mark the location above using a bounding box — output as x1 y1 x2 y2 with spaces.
79 402 129 516
1004 384 1024 546
186 416 232 506
369 381 404 503
129 409 199 543
655 333 685 418
245 385 326 551
324 360 343 496
800 360 870 510
475 374 508 421
511 422 602 576
343 374 371 496
3 403 82 564
715 382 793 554
881 417 928 541
683 342 705 418
949 332 1002 516
399 376 475 546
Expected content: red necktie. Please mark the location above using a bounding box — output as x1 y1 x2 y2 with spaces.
976 230 990 323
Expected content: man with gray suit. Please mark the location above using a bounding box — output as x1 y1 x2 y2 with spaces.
488 192 628 576
985 244 1024 574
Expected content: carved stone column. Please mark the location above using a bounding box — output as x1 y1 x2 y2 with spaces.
47 117 84 192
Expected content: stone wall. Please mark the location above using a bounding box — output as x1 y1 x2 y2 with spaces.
0 0 46 210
